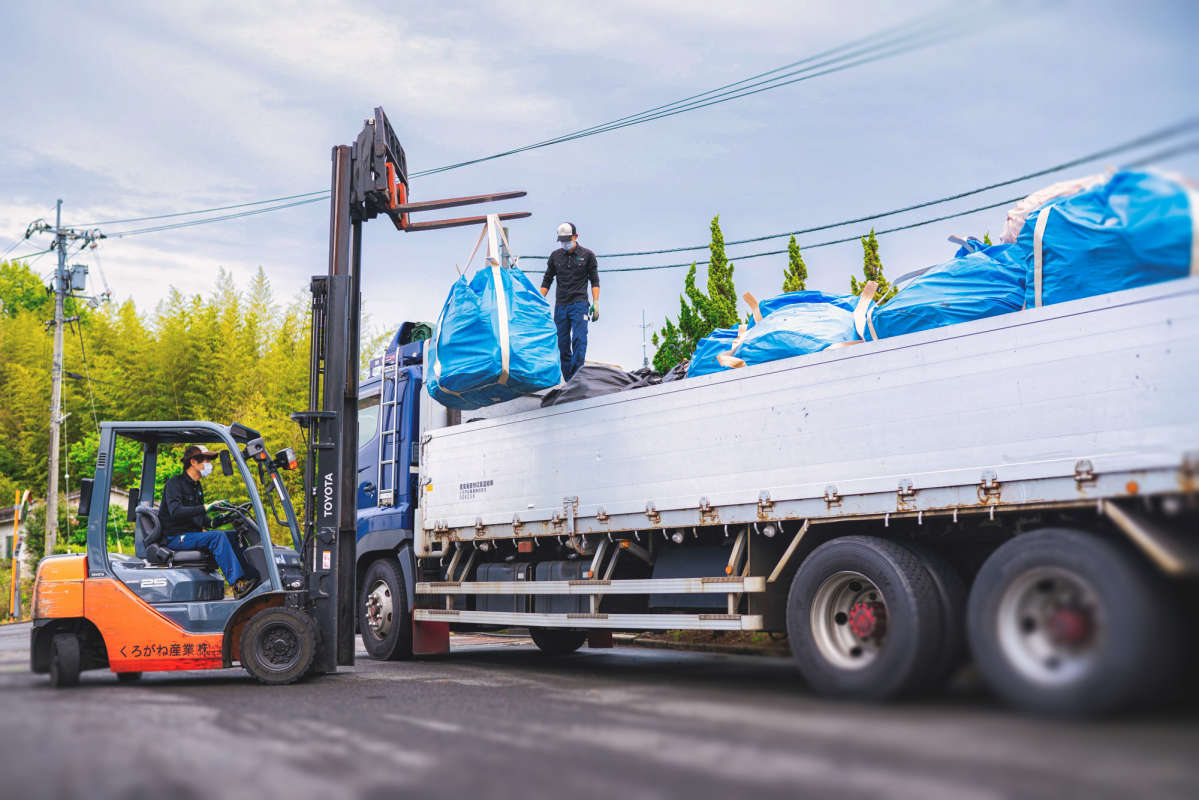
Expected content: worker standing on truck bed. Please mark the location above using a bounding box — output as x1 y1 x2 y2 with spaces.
161 445 257 598
541 221 600 382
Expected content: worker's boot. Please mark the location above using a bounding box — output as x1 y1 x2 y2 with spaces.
232 577 260 600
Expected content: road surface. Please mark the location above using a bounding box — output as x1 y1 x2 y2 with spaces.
1 623 1195 799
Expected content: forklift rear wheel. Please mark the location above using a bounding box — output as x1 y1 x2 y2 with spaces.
359 557 413 661
116 672 142 683
239 607 318 685
530 628 587 656
49 633 81 688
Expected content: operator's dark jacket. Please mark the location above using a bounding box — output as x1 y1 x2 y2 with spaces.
542 245 599 305
160 473 208 537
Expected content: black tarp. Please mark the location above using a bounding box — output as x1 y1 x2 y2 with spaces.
540 364 662 407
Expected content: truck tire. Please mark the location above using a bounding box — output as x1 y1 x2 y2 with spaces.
787 536 942 700
239 607 318 685
49 633 81 688
359 557 413 661
967 528 1184 716
530 628 587 656
898 540 968 689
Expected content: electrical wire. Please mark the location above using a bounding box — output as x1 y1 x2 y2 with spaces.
522 118 1199 260
588 138 1199 274
74 189 331 227
102 196 327 238
412 14 980 177
71 320 100 433
62 5 980 229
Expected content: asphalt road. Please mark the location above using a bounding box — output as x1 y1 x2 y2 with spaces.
1 623 1196 800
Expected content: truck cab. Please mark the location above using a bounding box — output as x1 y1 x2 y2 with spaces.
354 323 429 659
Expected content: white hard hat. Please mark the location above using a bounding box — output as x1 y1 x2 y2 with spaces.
556 222 577 242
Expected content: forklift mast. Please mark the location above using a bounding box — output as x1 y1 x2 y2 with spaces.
293 107 529 674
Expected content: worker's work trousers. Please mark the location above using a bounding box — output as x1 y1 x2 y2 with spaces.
166 531 245 586
554 300 590 382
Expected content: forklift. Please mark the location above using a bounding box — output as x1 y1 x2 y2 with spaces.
29 107 529 685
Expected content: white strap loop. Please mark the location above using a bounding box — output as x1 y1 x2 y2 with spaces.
1032 206 1052 308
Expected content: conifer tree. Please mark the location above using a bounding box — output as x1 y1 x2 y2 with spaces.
650 215 740 371
850 229 896 304
782 235 807 293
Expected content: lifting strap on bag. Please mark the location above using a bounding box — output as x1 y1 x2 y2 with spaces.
1032 205 1052 308
1186 183 1199 276
742 292 762 323
853 280 878 341
716 323 749 369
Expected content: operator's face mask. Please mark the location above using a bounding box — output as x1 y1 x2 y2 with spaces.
200 461 213 478
561 239 575 251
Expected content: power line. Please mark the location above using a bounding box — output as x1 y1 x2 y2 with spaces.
74 189 330 227
102 196 326 238
589 138 1199 274
524 118 1199 260
413 14 979 177
61 5 979 230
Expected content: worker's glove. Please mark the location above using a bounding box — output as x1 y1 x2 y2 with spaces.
589 304 599 322
204 500 226 512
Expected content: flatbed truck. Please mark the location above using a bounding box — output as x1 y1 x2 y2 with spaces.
355 274 1199 715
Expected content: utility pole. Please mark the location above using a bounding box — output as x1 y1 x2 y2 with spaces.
638 308 652 369
45 200 66 557
25 202 103 557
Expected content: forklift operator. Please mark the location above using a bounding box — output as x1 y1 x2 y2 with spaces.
161 445 257 598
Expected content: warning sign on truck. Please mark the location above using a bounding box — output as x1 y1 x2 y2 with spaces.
458 479 493 500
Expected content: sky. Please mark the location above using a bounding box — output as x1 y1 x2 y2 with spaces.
2 0 1196 368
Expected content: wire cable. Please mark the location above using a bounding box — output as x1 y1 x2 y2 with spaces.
71 320 100 433
522 118 1199 260
588 138 1199 274
60 5 980 228
102 196 327 239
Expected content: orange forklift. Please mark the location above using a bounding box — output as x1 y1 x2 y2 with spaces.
29 107 528 686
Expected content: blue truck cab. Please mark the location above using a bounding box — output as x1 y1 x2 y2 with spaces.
354 322 429 660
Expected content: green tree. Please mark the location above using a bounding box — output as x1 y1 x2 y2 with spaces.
651 215 739 371
0 260 51 317
850 229 896 305
782 235 807 293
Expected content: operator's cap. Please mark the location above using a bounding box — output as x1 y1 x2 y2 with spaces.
182 445 219 465
556 222 577 242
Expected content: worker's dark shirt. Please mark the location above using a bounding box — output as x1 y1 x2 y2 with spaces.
542 245 599 305
160 473 207 537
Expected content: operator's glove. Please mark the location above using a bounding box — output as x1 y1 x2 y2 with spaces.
589 303 599 322
204 500 226 512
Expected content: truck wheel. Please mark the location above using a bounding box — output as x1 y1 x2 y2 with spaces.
967 528 1183 716
899 540 967 689
239 607 318 685
49 633 81 688
530 628 587 655
787 536 942 700
359 558 413 661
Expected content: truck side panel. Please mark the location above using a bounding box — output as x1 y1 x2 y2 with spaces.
419 278 1199 548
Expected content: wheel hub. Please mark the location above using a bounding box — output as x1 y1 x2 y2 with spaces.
259 623 300 668
847 601 886 640
810 570 888 670
364 580 394 638
1047 606 1093 647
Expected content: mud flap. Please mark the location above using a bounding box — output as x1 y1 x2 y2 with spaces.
413 620 450 655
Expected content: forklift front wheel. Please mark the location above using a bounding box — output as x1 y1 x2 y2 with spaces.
49 633 81 688
239 607 318 685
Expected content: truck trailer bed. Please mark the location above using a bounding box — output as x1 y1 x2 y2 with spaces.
416 277 1199 553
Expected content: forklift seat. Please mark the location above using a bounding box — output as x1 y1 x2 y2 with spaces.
134 503 217 570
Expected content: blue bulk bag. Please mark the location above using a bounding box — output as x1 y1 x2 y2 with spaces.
1017 170 1195 309
685 326 742 378
865 240 1026 340
426 264 562 409
686 291 859 378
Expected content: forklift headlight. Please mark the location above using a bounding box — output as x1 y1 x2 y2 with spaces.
274 448 298 471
